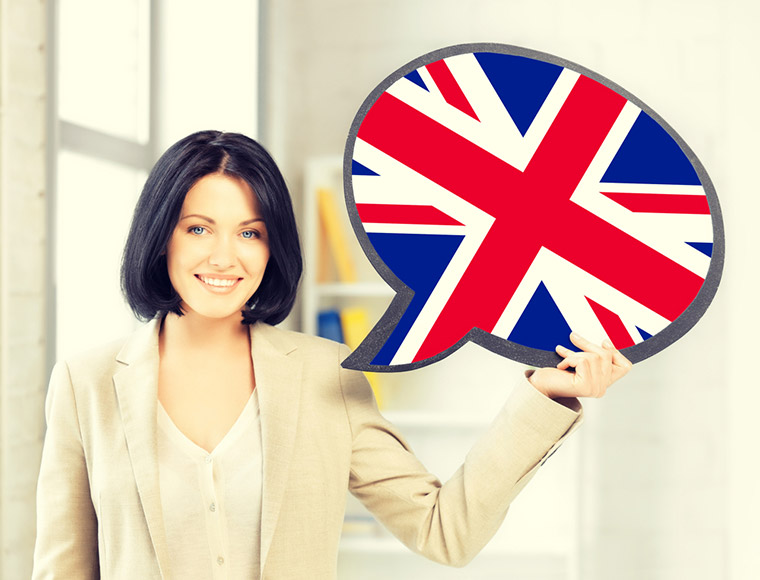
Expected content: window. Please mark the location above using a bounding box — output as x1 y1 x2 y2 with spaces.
52 0 259 359
54 0 151 359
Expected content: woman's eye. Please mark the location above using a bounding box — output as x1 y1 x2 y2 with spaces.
190 226 206 235
241 230 257 239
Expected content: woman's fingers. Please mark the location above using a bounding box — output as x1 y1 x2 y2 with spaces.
609 346 634 380
555 335 609 371
568 332 606 355
530 334 633 400
556 344 586 373
555 344 574 369
549 333 632 398
599 336 634 378
558 334 625 365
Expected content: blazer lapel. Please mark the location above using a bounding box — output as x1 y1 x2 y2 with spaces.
112 318 172 579
250 323 303 577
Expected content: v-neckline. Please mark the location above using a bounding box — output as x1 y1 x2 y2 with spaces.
156 389 259 458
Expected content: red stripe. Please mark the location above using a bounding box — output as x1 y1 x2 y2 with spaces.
600 192 710 214
356 203 463 226
585 297 635 348
545 204 704 322
520 77 628 199
413 224 542 362
426 60 480 121
357 92 521 212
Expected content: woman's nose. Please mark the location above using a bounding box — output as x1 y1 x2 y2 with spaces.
208 236 236 268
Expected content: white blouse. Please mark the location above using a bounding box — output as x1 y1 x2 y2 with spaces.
157 390 263 580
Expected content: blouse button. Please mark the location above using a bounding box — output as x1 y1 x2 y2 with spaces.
209 502 216 512
217 556 225 566
205 456 213 464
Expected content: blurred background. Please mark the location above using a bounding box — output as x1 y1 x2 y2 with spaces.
1 0 758 578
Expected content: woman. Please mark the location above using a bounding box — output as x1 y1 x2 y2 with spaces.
33 131 631 579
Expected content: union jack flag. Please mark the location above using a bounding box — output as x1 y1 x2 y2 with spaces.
342 45 723 371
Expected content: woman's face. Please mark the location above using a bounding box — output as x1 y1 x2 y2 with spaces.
165 172 270 323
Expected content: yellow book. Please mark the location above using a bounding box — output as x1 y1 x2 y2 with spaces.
317 188 357 283
316 222 333 283
340 307 384 409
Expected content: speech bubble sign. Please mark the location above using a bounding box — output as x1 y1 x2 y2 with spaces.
341 43 724 372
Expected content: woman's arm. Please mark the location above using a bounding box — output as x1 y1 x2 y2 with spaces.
340 336 629 567
32 362 99 579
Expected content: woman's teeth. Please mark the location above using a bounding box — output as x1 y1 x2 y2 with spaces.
199 276 237 287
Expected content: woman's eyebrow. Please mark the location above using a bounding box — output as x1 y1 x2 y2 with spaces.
179 214 265 226
179 213 214 223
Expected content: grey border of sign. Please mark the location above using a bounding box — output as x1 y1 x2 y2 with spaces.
341 42 725 373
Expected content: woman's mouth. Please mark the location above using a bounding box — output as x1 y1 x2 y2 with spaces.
195 274 241 292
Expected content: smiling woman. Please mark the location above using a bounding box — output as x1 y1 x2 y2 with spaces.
119 131 302 328
33 130 629 580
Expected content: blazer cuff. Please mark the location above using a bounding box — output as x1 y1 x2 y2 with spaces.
511 377 582 436
508 378 583 471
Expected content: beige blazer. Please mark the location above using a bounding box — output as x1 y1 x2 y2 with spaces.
33 318 582 579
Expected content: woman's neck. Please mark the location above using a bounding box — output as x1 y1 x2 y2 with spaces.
159 311 250 355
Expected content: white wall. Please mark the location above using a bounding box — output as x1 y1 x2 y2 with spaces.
0 0 48 577
155 0 259 152
261 0 760 578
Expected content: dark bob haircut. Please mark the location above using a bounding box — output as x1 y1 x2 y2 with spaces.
121 130 302 326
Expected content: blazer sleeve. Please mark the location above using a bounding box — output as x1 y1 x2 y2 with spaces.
339 345 582 567
32 361 99 580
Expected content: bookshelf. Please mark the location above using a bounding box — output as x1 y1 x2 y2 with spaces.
301 156 393 337
300 156 583 580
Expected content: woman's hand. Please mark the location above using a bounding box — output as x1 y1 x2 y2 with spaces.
527 332 633 400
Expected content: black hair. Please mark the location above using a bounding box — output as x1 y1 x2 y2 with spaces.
121 130 302 325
